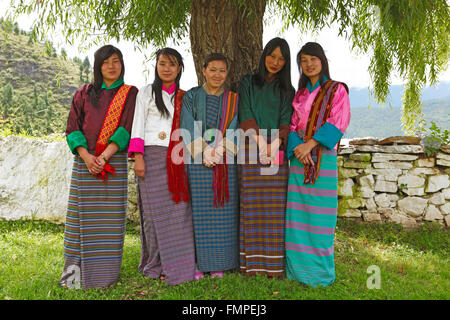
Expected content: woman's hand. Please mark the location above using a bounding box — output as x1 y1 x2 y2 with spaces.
294 139 319 166
299 153 314 166
268 138 281 164
203 145 217 168
134 153 145 177
257 135 271 164
78 148 103 176
213 144 224 164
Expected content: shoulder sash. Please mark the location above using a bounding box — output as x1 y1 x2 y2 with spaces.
94 84 132 182
167 88 190 203
303 80 341 184
95 84 132 156
213 90 238 207
217 90 238 136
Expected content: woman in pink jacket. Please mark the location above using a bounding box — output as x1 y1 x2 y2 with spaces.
285 42 351 287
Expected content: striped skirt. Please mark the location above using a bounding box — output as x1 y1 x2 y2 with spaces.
187 164 239 272
285 150 338 287
239 141 289 277
60 151 128 289
137 146 195 285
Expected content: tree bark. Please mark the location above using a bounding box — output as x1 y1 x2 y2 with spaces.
190 0 266 91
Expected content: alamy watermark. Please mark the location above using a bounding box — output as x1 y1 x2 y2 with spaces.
66 265 81 289
171 123 284 175
366 265 381 289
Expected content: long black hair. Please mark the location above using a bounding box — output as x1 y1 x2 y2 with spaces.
297 42 330 91
89 45 125 108
152 48 184 119
253 37 294 96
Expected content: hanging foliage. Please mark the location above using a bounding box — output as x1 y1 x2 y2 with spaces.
6 0 449 133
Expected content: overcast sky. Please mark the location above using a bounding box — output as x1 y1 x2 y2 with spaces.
3 2 449 91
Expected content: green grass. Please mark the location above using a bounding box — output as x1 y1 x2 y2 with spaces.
0 218 448 300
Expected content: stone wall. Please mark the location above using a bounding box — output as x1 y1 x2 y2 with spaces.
0 135 73 223
1 135 449 228
337 138 450 228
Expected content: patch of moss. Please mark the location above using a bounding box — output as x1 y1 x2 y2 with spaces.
349 153 372 162
339 197 365 209
343 160 372 169
338 168 359 179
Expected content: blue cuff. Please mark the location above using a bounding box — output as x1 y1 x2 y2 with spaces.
287 131 304 160
109 126 131 152
313 122 343 150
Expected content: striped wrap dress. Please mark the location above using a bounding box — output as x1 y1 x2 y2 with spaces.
285 80 350 287
61 82 137 289
128 85 196 285
180 86 240 272
237 74 294 277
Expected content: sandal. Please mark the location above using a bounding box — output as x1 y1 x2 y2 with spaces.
194 270 204 280
211 271 224 278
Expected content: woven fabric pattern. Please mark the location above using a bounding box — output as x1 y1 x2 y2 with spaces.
285 150 338 287
138 145 196 285
60 152 128 289
187 162 239 272
238 140 289 277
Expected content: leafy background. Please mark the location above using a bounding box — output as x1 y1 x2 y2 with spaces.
0 20 448 138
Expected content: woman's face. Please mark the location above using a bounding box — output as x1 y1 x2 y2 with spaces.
101 53 122 83
265 46 285 76
202 60 227 90
300 53 322 82
157 54 181 86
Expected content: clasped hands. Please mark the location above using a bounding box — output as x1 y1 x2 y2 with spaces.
84 154 107 176
257 136 281 165
203 141 225 168
77 145 118 177
293 139 319 166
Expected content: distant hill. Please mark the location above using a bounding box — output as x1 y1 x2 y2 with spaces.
349 82 450 108
0 18 448 139
0 19 90 135
344 97 450 139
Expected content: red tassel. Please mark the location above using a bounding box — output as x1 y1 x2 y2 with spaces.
97 163 115 183
213 153 230 208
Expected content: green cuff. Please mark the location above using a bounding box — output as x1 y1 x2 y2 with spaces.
109 126 130 151
66 131 88 155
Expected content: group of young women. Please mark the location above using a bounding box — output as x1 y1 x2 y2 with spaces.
59 37 350 290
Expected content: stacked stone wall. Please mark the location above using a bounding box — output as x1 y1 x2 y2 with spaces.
1 135 449 228
337 139 450 228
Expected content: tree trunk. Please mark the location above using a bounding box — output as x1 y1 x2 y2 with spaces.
190 0 266 91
